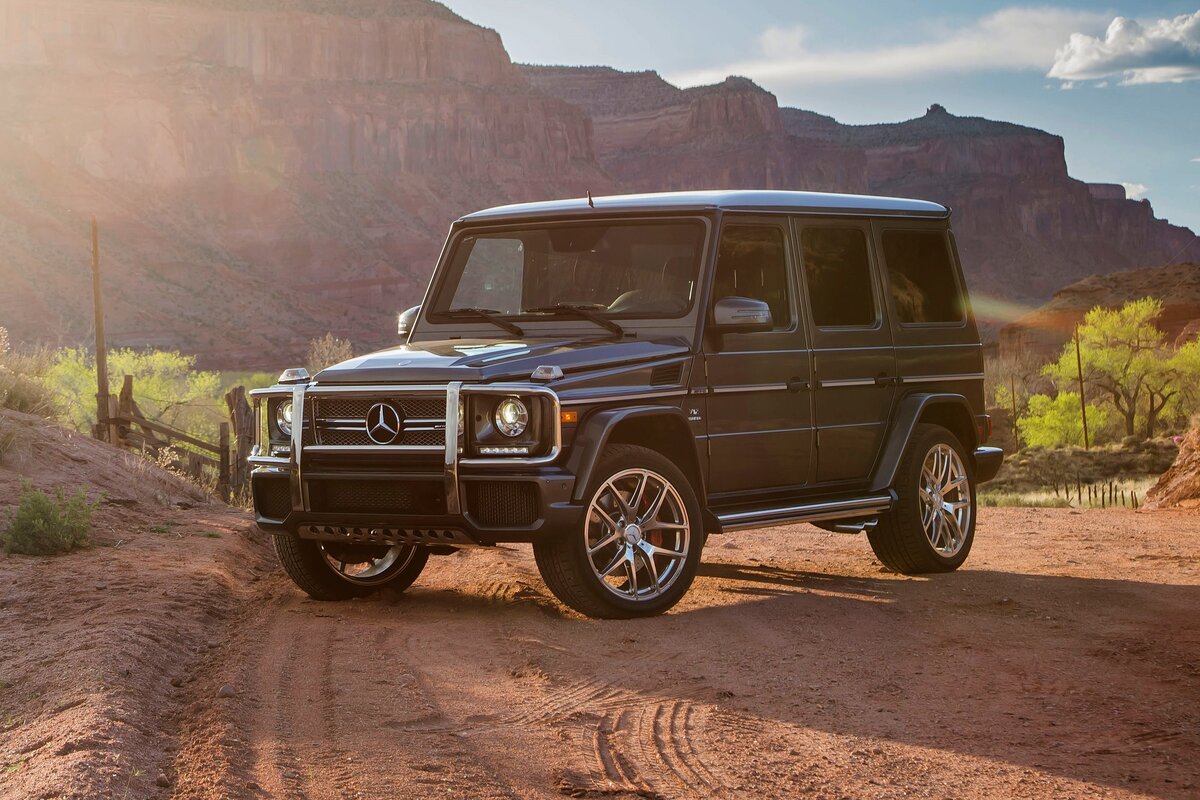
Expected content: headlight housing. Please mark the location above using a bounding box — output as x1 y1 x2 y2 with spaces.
275 401 294 437
493 397 529 438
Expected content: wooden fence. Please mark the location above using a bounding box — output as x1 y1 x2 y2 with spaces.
95 375 253 502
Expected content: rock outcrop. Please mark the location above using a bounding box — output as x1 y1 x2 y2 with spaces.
0 0 610 367
999 262 1200 359
0 2 1195 368
1145 426 1200 509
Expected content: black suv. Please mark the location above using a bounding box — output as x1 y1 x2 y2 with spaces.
250 190 1002 618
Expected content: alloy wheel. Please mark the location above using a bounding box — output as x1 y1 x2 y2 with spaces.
919 443 972 557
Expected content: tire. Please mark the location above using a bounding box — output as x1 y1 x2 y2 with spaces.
273 535 430 601
534 444 704 619
867 423 976 574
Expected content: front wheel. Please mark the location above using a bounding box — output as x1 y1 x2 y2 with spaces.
273 536 430 600
867 424 976 574
534 444 704 619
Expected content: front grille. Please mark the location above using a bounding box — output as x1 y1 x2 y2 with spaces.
311 395 447 448
467 481 539 527
254 476 292 519
309 480 446 515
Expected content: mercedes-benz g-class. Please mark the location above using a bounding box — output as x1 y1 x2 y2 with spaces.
250 190 1002 618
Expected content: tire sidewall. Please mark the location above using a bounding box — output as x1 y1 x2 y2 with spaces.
568 445 704 616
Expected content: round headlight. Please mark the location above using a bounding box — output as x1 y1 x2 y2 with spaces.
276 401 294 437
493 397 529 438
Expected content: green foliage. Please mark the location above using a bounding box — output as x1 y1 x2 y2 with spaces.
307 333 355 372
2 482 98 556
978 491 1071 508
1017 391 1114 448
45 348 223 442
1042 298 1200 439
0 342 58 418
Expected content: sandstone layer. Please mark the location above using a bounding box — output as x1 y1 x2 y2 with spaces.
0 1 1195 368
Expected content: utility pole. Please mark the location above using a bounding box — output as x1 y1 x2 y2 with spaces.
1074 328 1090 450
1010 374 1020 450
91 217 112 443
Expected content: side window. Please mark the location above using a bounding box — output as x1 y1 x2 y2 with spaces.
800 227 876 328
881 230 964 324
712 225 790 329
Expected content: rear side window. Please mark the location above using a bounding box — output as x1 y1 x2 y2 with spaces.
881 230 963 324
800 227 876 327
713 225 791 329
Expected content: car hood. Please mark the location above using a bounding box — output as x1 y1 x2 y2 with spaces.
312 336 692 385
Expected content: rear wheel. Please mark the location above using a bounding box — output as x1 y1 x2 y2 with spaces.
868 423 975 574
273 536 429 600
534 445 704 619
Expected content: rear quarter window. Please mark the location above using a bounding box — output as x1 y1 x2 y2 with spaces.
881 230 964 325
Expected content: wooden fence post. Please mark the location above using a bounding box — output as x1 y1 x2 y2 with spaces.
218 422 231 503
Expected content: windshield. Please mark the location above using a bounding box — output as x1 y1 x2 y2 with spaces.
430 221 705 320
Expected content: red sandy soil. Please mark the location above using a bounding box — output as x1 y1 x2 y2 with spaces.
2 412 1198 799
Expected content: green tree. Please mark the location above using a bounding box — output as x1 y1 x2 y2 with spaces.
45 348 223 441
1017 392 1113 448
1043 298 1181 440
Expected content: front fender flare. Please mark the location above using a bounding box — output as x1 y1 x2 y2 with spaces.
566 405 698 503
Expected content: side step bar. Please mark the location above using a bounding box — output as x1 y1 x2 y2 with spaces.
715 493 895 533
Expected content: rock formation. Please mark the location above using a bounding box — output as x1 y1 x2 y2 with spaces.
999 262 1200 360
0 1 1195 368
1145 426 1200 509
524 69 1196 312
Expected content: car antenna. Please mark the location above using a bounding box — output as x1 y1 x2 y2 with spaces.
586 189 595 208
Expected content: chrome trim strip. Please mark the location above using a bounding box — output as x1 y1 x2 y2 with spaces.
249 455 290 467
305 445 445 454
290 383 308 512
901 372 986 384
444 382 462 514
559 388 686 406
302 384 452 396
710 383 789 395
717 494 893 530
819 378 877 388
249 387 293 399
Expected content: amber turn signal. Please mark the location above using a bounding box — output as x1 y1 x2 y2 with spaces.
560 410 578 424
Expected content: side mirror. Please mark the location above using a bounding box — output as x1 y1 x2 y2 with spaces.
711 296 773 332
397 305 420 340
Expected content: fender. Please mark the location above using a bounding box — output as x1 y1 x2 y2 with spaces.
869 393 977 493
566 405 699 503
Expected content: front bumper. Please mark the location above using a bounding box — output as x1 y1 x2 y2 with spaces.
973 446 1004 484
248 381 579 544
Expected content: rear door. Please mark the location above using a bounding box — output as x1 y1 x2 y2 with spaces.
701 216 813 496
794 218 897 485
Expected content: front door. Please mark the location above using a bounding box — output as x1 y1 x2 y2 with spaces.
701 217 813 496
795 218 897 485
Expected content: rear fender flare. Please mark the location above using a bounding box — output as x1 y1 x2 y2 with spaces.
870 393 977 493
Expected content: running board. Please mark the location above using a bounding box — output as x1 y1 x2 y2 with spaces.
715 493 894 533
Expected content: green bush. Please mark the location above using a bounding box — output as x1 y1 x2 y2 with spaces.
2 483 99 555
0 348 58 418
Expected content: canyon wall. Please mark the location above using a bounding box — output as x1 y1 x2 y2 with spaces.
0 1 1195 369
525 70 1196 311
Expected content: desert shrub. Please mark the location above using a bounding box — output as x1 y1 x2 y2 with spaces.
0 417 19 459
0 344 58 418
307 333 354 371
979 492 1071 508
2 482 99 555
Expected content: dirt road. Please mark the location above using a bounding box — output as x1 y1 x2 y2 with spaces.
165 507 1199 800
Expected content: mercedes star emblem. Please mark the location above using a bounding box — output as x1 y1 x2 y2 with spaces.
365 402 402 445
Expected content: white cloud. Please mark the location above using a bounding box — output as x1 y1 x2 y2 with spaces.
1121 182 1150 199
667 8 1107 87
1049 11 1200 84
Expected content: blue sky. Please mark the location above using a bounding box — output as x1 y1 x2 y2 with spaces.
447 1 1200 233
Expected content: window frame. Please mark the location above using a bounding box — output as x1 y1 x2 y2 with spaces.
709 217 798 335
878 225 968 330
795 220 883 333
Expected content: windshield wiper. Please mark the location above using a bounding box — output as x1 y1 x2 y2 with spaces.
526 303 626 338
445 307 524 337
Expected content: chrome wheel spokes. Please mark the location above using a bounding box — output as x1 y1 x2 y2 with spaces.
320 543 416 585
919 443 971 557
585 469 690 601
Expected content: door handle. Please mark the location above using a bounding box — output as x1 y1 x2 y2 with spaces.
875 374 899 387
787 377 811 393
